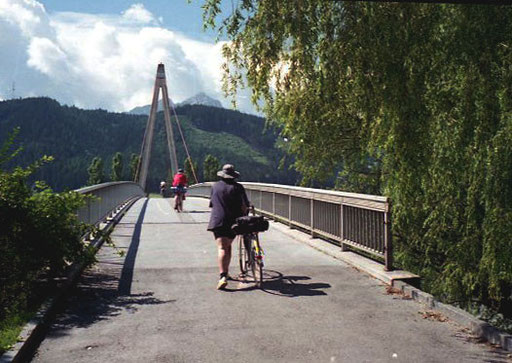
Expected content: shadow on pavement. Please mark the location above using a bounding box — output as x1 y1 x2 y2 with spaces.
261 274 331 297
454 333 512 363
45 272 175 338
224 270 331 297
42 199 175 339
118 198 148 296
141 222 208 225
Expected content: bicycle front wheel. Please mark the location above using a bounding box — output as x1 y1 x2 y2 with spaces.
254 256 263 287
251 235 263 287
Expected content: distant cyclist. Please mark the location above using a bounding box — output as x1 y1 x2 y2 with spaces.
159 180 167 197
172 168 188 212
207 164 249 290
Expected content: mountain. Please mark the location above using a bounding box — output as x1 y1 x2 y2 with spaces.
127 98 176 115
128 92 222 115
180 92 223 108
0 97 297 192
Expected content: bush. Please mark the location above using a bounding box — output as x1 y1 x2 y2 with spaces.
0 130 91 322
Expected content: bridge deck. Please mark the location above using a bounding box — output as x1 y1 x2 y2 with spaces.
33 198 505 362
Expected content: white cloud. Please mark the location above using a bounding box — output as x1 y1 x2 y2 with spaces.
122 3 157 24
0 0 51 37
27 36 67 75
0 0 257 114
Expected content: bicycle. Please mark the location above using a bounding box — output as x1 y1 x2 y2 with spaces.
235 207 268 287
172 186 186 212
238 231 264 286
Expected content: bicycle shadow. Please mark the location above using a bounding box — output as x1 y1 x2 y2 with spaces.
225 270 330 297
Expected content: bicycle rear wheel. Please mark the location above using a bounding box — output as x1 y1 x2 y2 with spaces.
178 193 184 212
238 235 249 275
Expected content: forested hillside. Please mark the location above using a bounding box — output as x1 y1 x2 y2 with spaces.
0 97 296 191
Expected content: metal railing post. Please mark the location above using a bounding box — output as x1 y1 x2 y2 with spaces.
341 203 348 251
288 194 292 228
384 201 393 271
87 199 91 225
84 199 92 241
310 198 314 238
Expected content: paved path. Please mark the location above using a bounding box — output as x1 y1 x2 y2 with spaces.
33 198 510 362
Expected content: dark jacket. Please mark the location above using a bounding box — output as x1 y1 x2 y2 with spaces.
207 179 249 230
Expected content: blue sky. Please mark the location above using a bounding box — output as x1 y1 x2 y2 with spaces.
41 0 228 41
0 0 255 113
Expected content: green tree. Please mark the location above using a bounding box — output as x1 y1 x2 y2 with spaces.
0 130 90 332
203 154 220 181
203 2 512 316
183 157 199 184
87 157 104 185
111 152 123 181
129 153 140 182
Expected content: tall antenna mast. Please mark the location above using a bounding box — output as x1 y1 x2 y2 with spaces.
135 64 179 191
11 82 15 99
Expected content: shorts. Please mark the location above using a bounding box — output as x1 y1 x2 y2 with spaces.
173 185 186 194
211 226 236 240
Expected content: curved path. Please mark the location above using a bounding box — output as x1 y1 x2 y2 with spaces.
33 197 509 362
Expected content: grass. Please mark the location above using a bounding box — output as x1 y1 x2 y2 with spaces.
0 310 36 355
148 193 163 198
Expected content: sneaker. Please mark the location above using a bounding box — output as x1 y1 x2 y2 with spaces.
217 276 228 290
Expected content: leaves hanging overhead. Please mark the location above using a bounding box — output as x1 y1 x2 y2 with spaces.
203 0 512 318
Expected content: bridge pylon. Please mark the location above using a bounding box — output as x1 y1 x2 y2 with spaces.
135 63 179 191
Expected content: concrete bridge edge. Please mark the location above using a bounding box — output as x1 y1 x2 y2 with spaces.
269 220 512 353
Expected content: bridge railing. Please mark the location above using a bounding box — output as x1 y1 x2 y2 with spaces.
75 182 145 225
188 182 393 270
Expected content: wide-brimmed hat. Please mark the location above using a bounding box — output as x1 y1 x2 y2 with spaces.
217 164 240 179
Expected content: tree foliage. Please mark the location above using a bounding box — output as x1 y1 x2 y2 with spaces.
129 153 140 182
0 131 91 323
87 156 104 186
203 154 220 181
203 1 512 314
111 152 123 182
183 157 199 184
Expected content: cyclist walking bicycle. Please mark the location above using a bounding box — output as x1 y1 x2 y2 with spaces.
172 168 188 212
207 164 249 290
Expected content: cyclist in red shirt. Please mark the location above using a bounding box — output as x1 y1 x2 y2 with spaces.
172 168 188 212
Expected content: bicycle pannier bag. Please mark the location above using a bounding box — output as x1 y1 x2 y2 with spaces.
231 215 269 234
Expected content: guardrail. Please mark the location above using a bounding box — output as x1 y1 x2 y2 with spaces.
188 182 393 270
75 182 145 225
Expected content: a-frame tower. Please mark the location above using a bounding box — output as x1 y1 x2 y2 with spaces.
135 63 179 191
